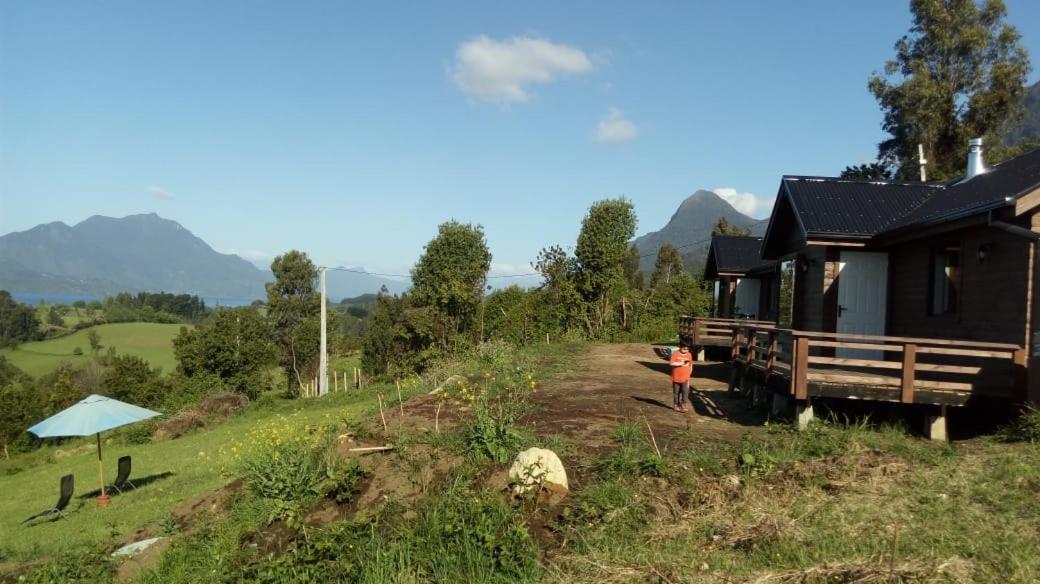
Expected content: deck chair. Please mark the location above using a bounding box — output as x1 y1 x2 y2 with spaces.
22 474 73 525
110 455 135 494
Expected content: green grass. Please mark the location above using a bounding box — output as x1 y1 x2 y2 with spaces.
0 388 396 563
0 322 184 377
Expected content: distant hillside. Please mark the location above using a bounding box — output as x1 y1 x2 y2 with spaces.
1003 80 1040 146
0 214 408 301
631 190 767 272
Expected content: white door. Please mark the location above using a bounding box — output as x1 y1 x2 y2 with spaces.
734 278 761 319
836 251 888 359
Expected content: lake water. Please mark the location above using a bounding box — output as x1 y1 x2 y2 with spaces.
10 292 256 308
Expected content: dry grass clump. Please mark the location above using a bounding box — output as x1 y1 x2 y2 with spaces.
748 556 974 584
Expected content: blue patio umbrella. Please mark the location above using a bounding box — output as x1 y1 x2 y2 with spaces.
28 394 161 504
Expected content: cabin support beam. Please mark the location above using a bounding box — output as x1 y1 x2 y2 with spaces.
924 405 948 442
771 392 790 417
795 399 814 430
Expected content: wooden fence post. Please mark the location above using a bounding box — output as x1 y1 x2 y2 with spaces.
730 327 741 361
692 318 701 348
792 335 808 399
900 343 917 403
766 331 778 375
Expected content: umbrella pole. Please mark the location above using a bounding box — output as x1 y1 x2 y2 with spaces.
96 433 110 506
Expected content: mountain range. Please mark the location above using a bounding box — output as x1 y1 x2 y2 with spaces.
0 213 408 301
631 189 766 272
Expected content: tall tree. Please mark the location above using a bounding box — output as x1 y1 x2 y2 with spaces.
649 243 685 289
868 0 1030 179
410 221 492 346
0 291 41 348
839 162 895 180
712 217 751 236
624 244 644 290
575 198 637 332
266 251 320 391
0 381 43 459
533 245 584 333
173 307 275 399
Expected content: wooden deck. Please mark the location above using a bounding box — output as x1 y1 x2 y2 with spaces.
728 324 1027 407
679 316 776 349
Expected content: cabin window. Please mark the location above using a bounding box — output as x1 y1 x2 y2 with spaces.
779 260 796 327
929 246 960 315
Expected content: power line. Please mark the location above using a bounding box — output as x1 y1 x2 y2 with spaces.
322 266 536 280
325 236 716 281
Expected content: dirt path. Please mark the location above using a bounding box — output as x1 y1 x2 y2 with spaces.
527 344 766 451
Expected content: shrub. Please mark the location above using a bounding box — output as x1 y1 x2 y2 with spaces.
446 368 535 463
228 415 342 502
72 346 83 356
1001 406 1040 444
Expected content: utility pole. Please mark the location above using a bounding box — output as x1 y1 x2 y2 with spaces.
319 266 328 396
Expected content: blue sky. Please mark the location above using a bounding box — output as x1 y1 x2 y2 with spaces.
2 1 1039 282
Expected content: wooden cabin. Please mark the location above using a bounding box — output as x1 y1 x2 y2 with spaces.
692 141 1040 438
703 235 779 321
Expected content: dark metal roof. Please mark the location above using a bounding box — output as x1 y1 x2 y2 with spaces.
780 176 939 237
882 147 1040 231
704 236 776 279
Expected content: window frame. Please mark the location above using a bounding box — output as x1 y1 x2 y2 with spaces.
927 243 961 317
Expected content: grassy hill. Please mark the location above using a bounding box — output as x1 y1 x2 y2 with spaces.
0 322 185 377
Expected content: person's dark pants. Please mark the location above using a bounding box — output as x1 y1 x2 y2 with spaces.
672 381 689 407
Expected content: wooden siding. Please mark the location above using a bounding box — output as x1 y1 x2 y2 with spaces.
887 225 1032 346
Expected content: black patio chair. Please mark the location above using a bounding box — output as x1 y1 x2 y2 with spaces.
22 474 73 525
111 455 135 494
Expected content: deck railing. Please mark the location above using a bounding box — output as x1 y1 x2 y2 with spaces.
730 324 1027 403
679 316 776 348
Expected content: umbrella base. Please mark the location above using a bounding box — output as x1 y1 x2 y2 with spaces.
96 494 111 507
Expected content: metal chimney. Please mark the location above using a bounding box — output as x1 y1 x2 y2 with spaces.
966 138 986 179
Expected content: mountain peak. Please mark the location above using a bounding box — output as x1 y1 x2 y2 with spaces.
631 188 766 272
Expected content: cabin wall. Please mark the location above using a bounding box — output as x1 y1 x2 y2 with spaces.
886 225 1032 346
756 271 780 322
793 247 827 331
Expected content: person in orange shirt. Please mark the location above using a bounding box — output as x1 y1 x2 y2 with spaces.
669 343 694 412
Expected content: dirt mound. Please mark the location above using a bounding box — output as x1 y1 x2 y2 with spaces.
199 392 248 417
153 409 206 441
170 479 244 532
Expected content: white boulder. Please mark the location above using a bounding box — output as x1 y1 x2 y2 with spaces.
509 448 568 494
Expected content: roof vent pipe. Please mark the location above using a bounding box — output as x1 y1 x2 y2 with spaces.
966 138 986 179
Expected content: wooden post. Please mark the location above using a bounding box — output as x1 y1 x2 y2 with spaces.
792 335 809 399
377 393 388 432
396 381 404 417
730 327 741 361
766 331 778 375
692 318 701 348
1013 347 1028 398
900 343 917 404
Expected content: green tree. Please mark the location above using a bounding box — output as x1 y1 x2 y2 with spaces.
534 245 585 334
575 198 637 333
839 161 895 180
649 243 684 289
624 244 644 290
868 0 1030 179
173 307 276 399
87 329 102 355
101 354 164 407
712 217 751 236
46 306 65 328
410 221 492 346
0 381 44 459
48 364 82 412
361 288 437 376
266 251 320 391
0 291 42 348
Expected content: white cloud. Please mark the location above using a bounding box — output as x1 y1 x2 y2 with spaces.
595 107 638 143
147 186 173 200
223 248 273 267
714 187 774 218
451 35 594 104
